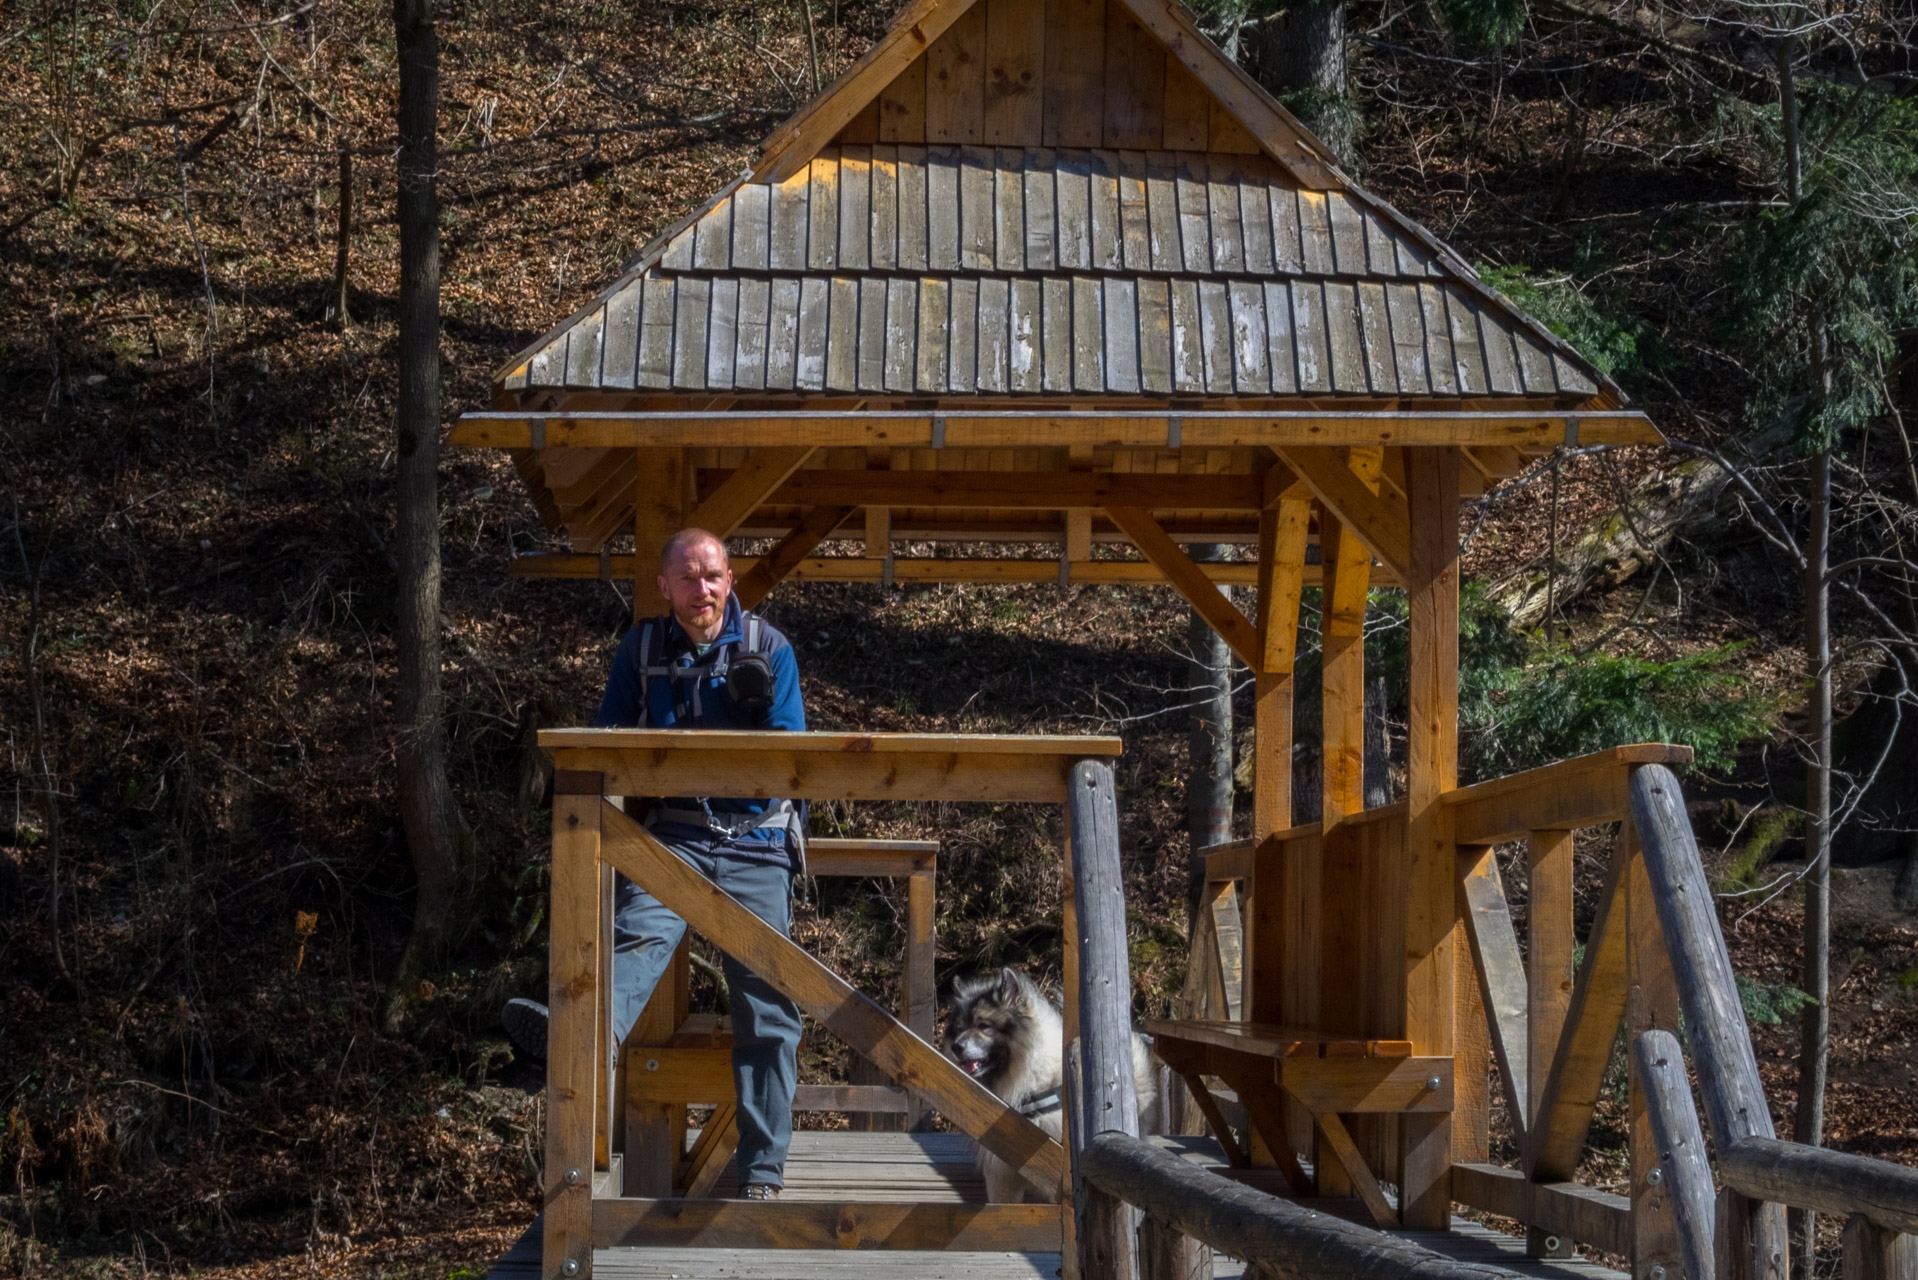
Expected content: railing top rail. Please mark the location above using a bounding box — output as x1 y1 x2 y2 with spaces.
539 728 1124 755
1446 743 1693 846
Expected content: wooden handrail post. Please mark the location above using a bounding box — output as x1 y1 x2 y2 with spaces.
1627 764 1789 1280
1632 1030 1717 1280
1842 1213 1918 1280
1069 757 1139 1280
546 771 604 1280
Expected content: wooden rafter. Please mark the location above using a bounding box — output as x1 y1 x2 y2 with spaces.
1255 469 1312 675
747 469 1266 510
1276 446 1413 580
686 447 817 536
1105 505 1261 672
734 506 856 608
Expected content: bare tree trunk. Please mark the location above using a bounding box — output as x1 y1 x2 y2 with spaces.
1363 674 1390 808
332 141 353 330
1253 0 1354 163
1187 545 1235 919
385 0 468 1031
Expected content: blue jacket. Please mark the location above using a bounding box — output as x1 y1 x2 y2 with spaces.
594 595 806 863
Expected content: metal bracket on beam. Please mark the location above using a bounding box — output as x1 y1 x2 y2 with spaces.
930 414 947 449
529 417 548 449
1167 416 1183 449
1563 416 1580 448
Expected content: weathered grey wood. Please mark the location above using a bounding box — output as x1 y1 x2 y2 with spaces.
1089 150 1124 272
916 277 951 393
1631 1031 1716 1280
1024 146 1056 270
1722 1139 1918 1237
1082 1134 1526 1280
1070 758 1139 1144
1265 282 1297 394
857 277 887 392
1209 156 1245 273
731 180 771 272
1140 1214 1213 1280
807 157 839 271
770 171 808 272
825 277 858 393
794 276 830 391
636 274 675 390
1459 848 1531 1133
1118 152 1151 273
1083 1182 1136 1280
1843 1213 1918 1280
870 145 898 271
1363 205 1399 277
1198 281 1232 394
961 145 996 270
929 146 961 272
884 277 917 393
1513 330 1558 396
1105 278 1141 395
1147 153 1181 274
1293 281 1331 394
764 277 801 392
1056 151 1092 270
1446 292 1489 396
1070 276 1105 391
977 276 1010 394
1139 278 1173 395
1009 278 1042 393
1170 278 1204 394
1328 193 1368 275
1628 765 1790 1280
840 145 872 271
1356 281 1396 394
898 145 930 272
1042 277 1073 392
1272 186 1306 274
565 308 604 387
694 199 732 270
1420 284 1459 397
1718 1187 1760 1280
1479 310 1524 394
671 277 709 389
1177 155 1211 273
1323 282 1369 394
1388 282 1431 395
995 148 1026 272
734 278 769 391
1240 167 1274 275
949 277 980 392
1228 280 1270 396
706 279 739 391
601 285 641 390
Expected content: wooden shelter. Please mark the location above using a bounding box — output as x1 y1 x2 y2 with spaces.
444 2 1918 1278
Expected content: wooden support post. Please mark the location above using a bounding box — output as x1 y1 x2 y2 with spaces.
1527 825 1578 1257
1319 510 1371 829
1070 758 1139 1280
1632 1030 1717 1280
632 448 686 620
905 863 936 1129
1402 445 1459 1230
623 935 688 1196
545 773 604 1280
1141 1214 1214 1280
1843 1215 1918 1280
1066 443 1094 569
1247 482 1309 1026
1627 821 1684 1280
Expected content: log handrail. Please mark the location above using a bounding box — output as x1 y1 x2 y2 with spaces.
1081 1132 1524 1280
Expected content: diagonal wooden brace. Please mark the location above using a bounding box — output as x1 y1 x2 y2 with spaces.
597 801 1067 1195
1105 505 1262 671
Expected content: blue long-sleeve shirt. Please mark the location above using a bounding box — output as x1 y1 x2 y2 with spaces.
594 595 806 865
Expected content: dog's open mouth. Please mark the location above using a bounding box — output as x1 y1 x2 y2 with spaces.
959 1057 987 1077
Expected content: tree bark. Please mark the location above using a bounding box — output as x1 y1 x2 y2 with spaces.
332 141 353 330
1186 545 1235 919
385 0 468 1031
1253 0 1354 163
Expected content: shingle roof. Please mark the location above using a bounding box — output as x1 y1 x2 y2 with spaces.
502 146 1604 402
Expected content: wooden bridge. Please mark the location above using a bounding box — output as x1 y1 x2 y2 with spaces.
456 0 1918 1275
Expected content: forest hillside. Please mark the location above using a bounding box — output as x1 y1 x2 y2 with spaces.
3 0 1917 1277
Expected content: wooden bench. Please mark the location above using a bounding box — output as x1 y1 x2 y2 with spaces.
1145 1018 1454 1230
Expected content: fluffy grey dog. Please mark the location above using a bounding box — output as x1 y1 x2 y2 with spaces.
945 967 1159 1204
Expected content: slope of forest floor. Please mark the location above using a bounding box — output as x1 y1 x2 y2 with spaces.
3 0 1916 1277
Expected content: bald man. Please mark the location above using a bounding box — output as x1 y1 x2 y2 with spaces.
503 528 806 1200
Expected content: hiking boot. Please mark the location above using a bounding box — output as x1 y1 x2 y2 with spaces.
501 998 549 1062
739 1183 781 1201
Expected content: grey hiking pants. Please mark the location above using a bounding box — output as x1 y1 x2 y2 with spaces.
610 838 800 1190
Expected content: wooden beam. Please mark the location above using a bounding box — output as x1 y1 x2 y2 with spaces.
1527 843 1631 1181
1632 1030 1718 1280
1106 505 1261 671
686 447 816 537
597 802 1067 1194
1315 1113 1400 1228
510 553 1290 586
544 781 602 1280
1277 447 1413 581
757 468 1266 509
733 505 855 608
451 410 1665 452
593 1197 1061 1251
1459 847 1530 1133
1447 744 1695 845
1451 1163 1635 1259
1528 829 1576 1134
1319 506 1371 828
